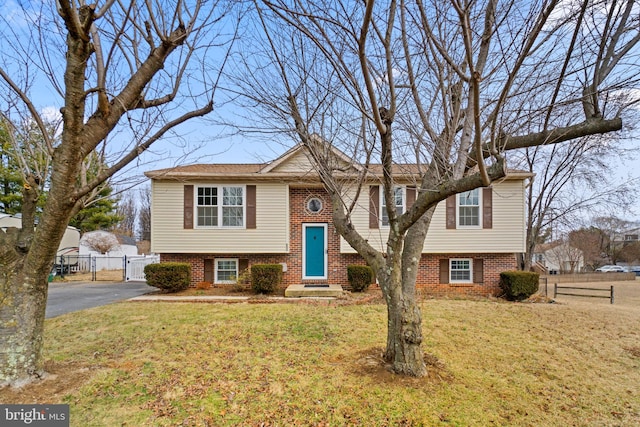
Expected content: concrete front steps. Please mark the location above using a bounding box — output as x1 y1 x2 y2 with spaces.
284 284 344 297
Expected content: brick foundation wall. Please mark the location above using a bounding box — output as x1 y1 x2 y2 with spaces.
415 253 517 296
160 187 519 297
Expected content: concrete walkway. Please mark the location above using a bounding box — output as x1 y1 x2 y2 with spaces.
129 295 339 302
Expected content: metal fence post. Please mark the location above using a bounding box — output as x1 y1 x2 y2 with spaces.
59 255 66 279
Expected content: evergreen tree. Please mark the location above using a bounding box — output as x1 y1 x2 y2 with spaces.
0 122 23 214
0 120 121 230
69 184 123 233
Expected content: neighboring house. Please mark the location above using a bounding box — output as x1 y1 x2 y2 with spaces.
620 228 639 246
533 241 584 275
79 230 139 271
0 213 80 258
145 144 532 296
80 230 139 257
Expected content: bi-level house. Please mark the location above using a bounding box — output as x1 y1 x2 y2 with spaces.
145 144 532 296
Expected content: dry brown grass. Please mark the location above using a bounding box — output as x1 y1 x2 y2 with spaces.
1 293 639 426
59 269 125 282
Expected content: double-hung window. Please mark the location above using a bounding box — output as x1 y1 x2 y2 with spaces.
381 187 404 226
457 189 480 227
197 186 244 227
215 259 238 283
450 259 472 283
222 187 244 226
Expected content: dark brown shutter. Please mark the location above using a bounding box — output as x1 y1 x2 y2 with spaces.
439 259 449 284
184 185 194 229
474 259 484 284
369 185 380 229
406 186 416 208
246 185 256 229
204 259 214 283
483 188 492 229
239 258 249 273
445 195 456 229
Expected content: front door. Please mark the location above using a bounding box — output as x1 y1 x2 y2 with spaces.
303 224 327 279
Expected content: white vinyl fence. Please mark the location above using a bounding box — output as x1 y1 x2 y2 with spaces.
125 255 160 282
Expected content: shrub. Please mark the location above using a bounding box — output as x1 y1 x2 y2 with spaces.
347 265 374 292
251 264 283 294
196 281 211 290
144 262 191 293
499 271 540 301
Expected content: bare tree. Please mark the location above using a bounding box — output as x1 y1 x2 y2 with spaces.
519 134 634 270
569 226 609 270
82 232 120 254
114 189 138 237
137 185 152 242
619 241 640 264
593 216 638 264
544 238 584 274
232 0 639 376
0 1 236 386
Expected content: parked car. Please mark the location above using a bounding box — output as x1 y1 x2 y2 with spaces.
595 265 626 273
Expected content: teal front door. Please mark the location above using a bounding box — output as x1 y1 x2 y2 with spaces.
303 224 327 279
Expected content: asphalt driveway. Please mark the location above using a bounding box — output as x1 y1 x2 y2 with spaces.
46 281 155 318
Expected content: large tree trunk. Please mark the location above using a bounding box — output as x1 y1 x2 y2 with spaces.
383 283 427 376
378 209 435 377
0 225 76 385
0 1 219 387
0 263 48 387
0 225 52 386
0 163 79 386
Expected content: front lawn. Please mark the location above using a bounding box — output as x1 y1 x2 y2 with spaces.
2 299 639 426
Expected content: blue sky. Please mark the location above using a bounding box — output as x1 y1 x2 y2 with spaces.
2 0 639 223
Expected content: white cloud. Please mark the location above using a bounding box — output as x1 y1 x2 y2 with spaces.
41 106 61 122
41 106 62 138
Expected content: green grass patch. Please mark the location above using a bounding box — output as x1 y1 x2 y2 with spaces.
10 299 640 426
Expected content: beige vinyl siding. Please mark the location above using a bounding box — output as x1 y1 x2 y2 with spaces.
340 180 526 253
268 152 315 173
268 150 355 174
151 181 290 253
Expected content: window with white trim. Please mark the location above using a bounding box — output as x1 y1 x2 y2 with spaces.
215 259 238 283
381 187 404 226
450 259 472 283
457 189 480 227
196 186 244 227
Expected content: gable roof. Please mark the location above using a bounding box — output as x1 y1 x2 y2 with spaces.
145 143 533 183
80 230 137 247
534 241 584 255
259 141 364 174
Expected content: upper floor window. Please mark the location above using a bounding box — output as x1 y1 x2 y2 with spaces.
381 187 404 226
457 189 480 227
197 186 244 228
306 197 323 214
445 187 492 230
